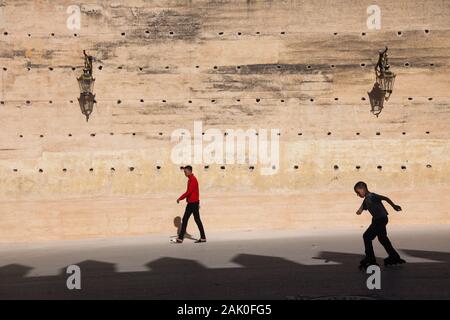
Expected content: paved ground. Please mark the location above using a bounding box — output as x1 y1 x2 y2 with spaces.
0 225 449 299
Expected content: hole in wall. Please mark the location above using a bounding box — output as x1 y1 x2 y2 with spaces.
249 166 254 171
334 97 339 101
74 33 78 37
89 168 94 172
26 100 31 105
71 67 76 71
333 165 339 170
117 100 122 104
220 166 226 170
397 31 402 36
62 168 67 172
280 31 285 35
98 66 103 70
425 29 430 34
19 134 23 138
140 99 144 103
256 98 260 103
110 132 114 136
294 165 299 170
377 165 382 170
3 32 8 36
39 169 43 173
110 167 115 172
49 100 53 104
237 32 242 36
162 100 166 103
204 165 209 170
428 97 433 101
218 32 223 35
401 166 407 170
40 134 44 138
310 98 314 102
2 67 7 71
298 132 302 136
213 66 218 69
426 164 432 168
169 31 174 35
13 169 18 172
404 62 410 67
327 132 331 135
333 32 338 36
307 65 312 69
90 133 96 137
68 133 72 137
158 132 163 136
121 32 126 36
402 132 406 135
211 99 216 103
361 32 366 36
356 132 360 135
129 167 135 171
430 63 434 67
281 99 285 102
356 166 361 170
426 131 430 134
51 33 55 37
360 63 366 67
361 97 366 101
132 132 136 136
376 132 381 136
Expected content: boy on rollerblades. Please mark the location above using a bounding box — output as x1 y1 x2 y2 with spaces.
354 181 406 270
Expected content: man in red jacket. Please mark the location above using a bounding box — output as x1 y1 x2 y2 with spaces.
173 166 206 244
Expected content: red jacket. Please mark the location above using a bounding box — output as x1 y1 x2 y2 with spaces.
178 174 200 203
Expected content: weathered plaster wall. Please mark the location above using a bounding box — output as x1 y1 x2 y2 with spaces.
0 0 449 242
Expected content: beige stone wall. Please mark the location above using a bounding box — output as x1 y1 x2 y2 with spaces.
0 0 449 243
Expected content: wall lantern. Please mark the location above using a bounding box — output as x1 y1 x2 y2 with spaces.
375 47 396 100
77 50 96 121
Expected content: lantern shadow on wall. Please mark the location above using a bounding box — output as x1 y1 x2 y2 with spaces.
77 50 96 122
368 47 396 117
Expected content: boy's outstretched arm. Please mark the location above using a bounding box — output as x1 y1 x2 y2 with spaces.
379 195 402 211
356 204 364 215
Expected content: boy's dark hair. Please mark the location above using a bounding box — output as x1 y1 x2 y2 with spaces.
183 165 193 172
354 181 368 191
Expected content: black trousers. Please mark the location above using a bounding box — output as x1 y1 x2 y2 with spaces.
178 202 206 240
363 216 399 259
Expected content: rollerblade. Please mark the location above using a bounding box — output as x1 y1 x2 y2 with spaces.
359 256 378 271
384 256 406 267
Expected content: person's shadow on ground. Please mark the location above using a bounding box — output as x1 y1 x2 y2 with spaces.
171 216 196 240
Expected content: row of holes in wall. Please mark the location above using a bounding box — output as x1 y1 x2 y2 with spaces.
9 131 433 138
0 96 438 105
5 164 434 173
1 30 432 37
1 61 436 72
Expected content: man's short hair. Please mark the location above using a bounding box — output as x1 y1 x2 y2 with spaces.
183 165 193 172
354 181 368 191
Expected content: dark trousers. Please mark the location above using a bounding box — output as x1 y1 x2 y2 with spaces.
363 216 399 259
178 202 206 240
